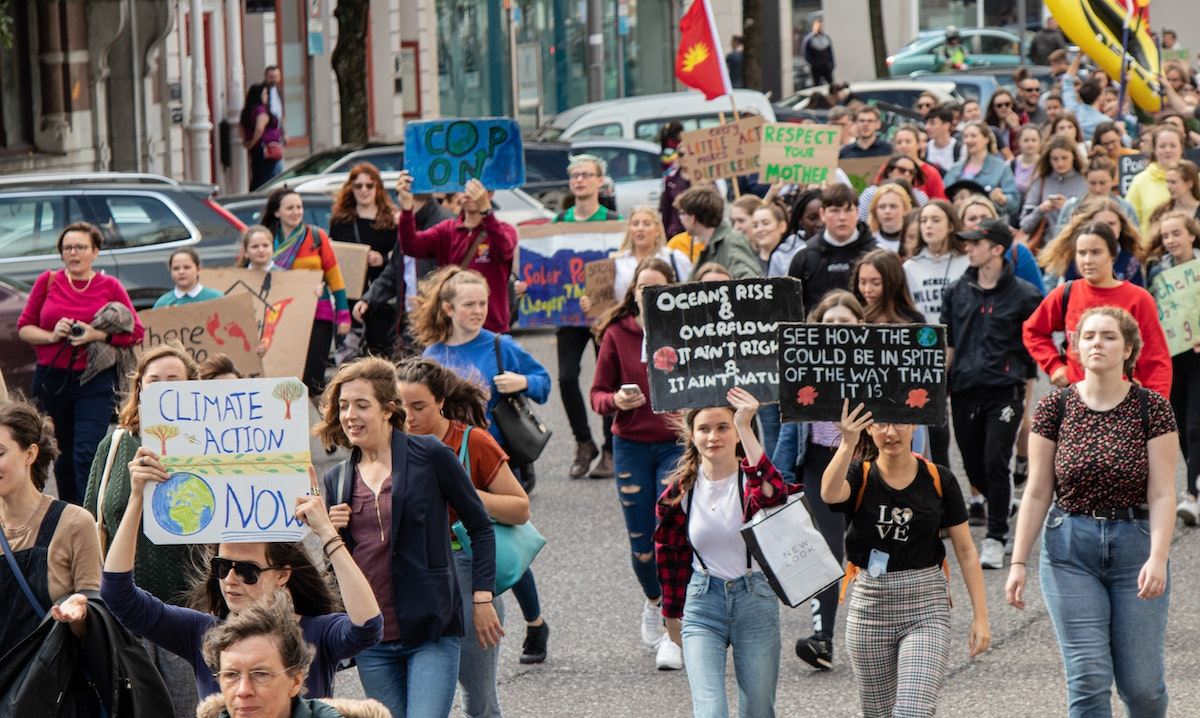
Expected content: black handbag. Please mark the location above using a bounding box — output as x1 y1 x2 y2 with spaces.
491 335 552 466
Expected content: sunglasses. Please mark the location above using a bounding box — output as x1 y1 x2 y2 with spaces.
211 557 282 585
352 182 376 190
916 102 934 109
993 101 1012 108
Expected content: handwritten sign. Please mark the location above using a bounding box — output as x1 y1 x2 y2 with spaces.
1150 260 1200 356
330 241 370 299
678 116 764 183
584 258 618 319
139 293 264 377
759 123 840 185
516 221 625 327
403 118 525 193
1118 153 1148 196
139 379 312 544
643 278 805 412
777 323 948 424
204 268 322 380
840 156 890 195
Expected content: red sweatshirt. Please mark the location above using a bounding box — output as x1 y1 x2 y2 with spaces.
18 270 144 370
1022 280 1172 396
397 209 517 333
591 315 679 444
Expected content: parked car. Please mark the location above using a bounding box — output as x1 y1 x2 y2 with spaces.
905 73 1001 107
887 28 1028 77
0 173 246 308
777 79 959 112
571 138 662 217
0 273 37 397
529 89 777 143
259 142 396 192
215 193 337 230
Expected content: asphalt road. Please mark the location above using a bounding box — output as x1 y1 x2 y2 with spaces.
316 329 1200 717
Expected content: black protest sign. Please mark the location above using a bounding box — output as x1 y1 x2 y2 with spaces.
1118 153 1147 196
643 278 805 412
778 323 947 424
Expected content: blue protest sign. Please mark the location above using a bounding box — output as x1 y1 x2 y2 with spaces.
403 118 525 193
516 221 625 327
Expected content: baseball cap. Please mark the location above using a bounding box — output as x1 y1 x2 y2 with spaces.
957 217 1013 250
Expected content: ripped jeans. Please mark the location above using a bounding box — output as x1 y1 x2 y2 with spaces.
612 435 684 600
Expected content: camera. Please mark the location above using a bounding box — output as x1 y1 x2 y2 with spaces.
69 323 85 338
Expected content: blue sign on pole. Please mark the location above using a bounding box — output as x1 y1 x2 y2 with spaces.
403 118 525 193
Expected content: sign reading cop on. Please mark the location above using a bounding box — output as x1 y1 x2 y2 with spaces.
759 123 840 185
778 323 948 424
1150 260 1200 356
140 378 313 545
678 116 764 183
404 118 525 193
643 278 804 412
516 221 625 327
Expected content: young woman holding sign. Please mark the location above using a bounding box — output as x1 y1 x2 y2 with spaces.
654 387 793 717
591 257 685 670
822 399 990 718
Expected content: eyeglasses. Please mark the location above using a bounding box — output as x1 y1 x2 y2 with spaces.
60 244 92 254
568 171 599 180
213 666 299 688
352 182 376 190
211 557 282 585
993 101 1012 108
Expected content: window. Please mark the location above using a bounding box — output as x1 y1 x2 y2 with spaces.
636 115 723 143
524 148 570 182
979 34 1017 56
584 147 660 182
0 195 71 257
0 3 32 150
85 195 191 249
573 123 622 139
331 151 405 173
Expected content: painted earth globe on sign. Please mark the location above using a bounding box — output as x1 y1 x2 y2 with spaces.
152 471 216 536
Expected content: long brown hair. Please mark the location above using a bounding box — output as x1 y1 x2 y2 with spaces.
395 357 490 429
1148 160 1200 227
1034 134 1085 179
118 345 199 433
0 400 59 491
595 257 676 339
851 249 920 324
184 542 342 619
663 406 741 505
330 163 398 230
806 289 865 322
313 357 403 450
1038 196 1143 274
408 266 489 347
914 199 964 256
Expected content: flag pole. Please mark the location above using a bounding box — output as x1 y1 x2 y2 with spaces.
700 0 742 197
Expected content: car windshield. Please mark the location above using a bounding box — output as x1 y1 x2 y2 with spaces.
271 149 356 185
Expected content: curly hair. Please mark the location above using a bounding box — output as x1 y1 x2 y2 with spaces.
1037 196 1142 274
330 163 398 230
118 344 199 433
407 266 489 347
313 356 403 450
0 400 59 492
395 356 489 429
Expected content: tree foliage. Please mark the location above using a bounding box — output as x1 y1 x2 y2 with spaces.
272 380 306 419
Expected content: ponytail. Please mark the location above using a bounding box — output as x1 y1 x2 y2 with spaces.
408 265 489 347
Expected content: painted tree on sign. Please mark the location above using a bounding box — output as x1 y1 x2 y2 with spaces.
272 380 306 420
144 424 180 455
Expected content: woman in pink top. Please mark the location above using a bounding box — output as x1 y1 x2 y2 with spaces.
17 222 143 504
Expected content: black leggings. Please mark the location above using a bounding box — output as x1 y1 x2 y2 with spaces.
927 423 951 467
555 326 612 449
304 319 334 397
1172 351 1200 497
801 442 846 640
951 388 1023 541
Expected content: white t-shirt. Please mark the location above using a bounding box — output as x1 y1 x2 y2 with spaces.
925 139 959 172
687 469 758 580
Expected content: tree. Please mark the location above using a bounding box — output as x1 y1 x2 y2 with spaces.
144 425 180 455
741 0 762 92
332 0 370 143
272 380 306 420
868 0 888 80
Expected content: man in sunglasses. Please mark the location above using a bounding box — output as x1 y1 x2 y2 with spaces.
1015 77 1048 125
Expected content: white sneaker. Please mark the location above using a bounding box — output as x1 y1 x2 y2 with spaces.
640 600 663 647
980 537 1005 570
1177 494 1199 527
655 635 683 670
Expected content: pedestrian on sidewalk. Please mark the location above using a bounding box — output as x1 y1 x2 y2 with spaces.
801 18 835 88
1007 306 1177 718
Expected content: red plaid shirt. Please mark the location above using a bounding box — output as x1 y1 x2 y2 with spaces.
653 454 796 619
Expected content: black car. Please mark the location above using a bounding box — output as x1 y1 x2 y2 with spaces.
216 193 335 230
0 173 246 309
0 273 37 397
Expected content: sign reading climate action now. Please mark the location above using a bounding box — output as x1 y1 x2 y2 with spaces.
777 323 948 424
643 278 805 412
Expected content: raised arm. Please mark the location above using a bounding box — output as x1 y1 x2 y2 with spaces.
821 399 873 505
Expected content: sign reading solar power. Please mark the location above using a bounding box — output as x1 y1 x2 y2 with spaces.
777 323 948 424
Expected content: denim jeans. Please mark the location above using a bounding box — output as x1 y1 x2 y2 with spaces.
755 405 780 460
613 435 684 600
1040 509 1169 718
682 572 780 718
356 635 462 718
455 550 505 717
771 423 809 486
509 568 541 623
32 366 116 504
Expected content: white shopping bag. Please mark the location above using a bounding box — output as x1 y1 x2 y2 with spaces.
741 493 844 607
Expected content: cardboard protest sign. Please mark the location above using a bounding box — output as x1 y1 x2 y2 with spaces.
139 378 313 544
516 221 625 327
1150 261 1200 356
139 294 264 377
643 278 805 412
403 118 525 193
584 258 618 319
330 240 371 299
841 156 890 195
204 268 322 379
758 123 840 185
778 323 948 424
677 116 764 183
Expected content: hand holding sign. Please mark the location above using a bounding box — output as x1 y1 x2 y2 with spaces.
295 488 338 543
727 387 760 427
395 170 414 211
463 179 490 212
128 447 169 495
838 399 873 452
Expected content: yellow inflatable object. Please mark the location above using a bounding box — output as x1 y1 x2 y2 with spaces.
1046 0 1163 112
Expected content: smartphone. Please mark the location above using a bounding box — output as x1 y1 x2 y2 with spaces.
620 384 642 395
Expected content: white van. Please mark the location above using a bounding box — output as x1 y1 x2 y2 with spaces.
530 89 777 144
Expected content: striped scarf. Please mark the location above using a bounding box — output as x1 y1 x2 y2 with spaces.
273 223 309 270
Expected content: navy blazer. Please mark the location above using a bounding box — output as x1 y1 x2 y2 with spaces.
322 430 495 645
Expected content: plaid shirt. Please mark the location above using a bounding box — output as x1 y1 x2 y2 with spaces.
653 454 797 619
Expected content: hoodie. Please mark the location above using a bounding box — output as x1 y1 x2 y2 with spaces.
941 262 1042 393
591 314 678 444
1126 162 1172 239
788 222 877 311
765 233 805 277
902 248 970 325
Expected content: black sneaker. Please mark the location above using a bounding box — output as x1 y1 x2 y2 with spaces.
968 502 986 526
795 636 833 671
1013 456 1029 488
520 621 549 664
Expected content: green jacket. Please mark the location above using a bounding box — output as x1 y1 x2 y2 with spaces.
689 220 762 280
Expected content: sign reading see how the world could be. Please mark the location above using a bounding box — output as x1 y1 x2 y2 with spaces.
139 378 313 544
777 323 948 425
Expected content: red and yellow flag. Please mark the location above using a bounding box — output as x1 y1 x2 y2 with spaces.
675 0 731 100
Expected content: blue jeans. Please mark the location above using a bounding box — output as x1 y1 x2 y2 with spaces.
755 405 780 460
1040 509 1169 718
613 435 683 600
32 366 116 504
509 569 540 622
356 635 462 718
771 423 809 486
682 572 780 718
455 550 504 717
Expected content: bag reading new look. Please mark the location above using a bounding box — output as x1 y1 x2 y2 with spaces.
741 492 844 607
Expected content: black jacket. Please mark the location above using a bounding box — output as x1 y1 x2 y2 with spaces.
0 593 173 717
941 263 1042 394
322 430 495 645
787 223 876 311
362 201 453 309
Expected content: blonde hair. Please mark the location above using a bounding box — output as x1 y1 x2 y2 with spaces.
867 183 914 234
616 205 667 255
118 345 199 432
407 266 490 347
1038 196 1143 274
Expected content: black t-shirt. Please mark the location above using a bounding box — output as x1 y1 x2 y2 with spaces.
831 459 968 572
329 217 397 284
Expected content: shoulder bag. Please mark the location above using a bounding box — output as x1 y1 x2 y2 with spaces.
740 487 843 608
94 428 125 556
490 335 552 466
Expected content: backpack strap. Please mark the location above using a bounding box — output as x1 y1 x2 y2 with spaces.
458 426 472 469
1060 279 1074 322
924 460 943 497
1137 385 1150 443
854 461 871 511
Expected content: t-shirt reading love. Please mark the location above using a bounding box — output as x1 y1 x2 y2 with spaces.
832 460 968 572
